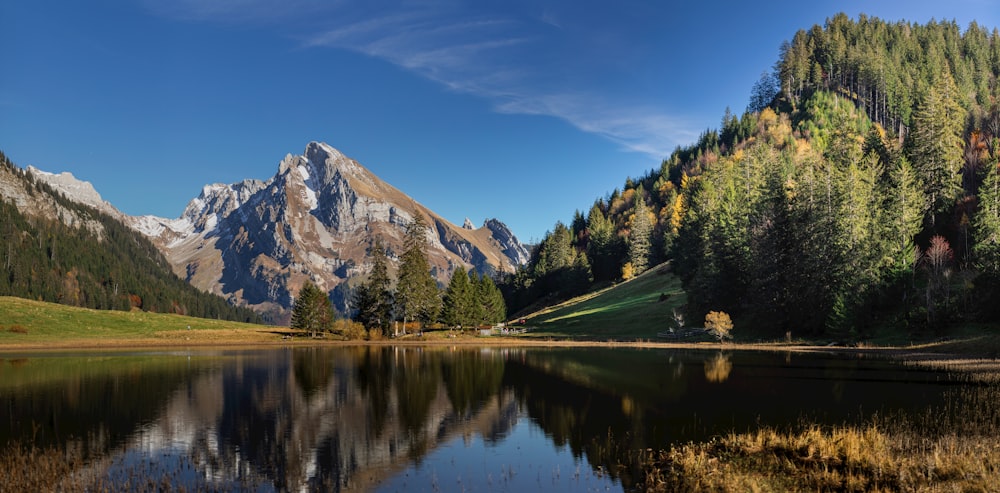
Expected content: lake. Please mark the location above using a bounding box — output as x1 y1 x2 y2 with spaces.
0 346 970 491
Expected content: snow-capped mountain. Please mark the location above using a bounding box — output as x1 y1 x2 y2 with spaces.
112 142 529 319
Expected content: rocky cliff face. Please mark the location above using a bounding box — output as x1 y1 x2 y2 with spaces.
130 142 529 320
3 163 110 240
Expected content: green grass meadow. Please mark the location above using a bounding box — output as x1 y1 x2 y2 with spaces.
522 264 687 340
0 296 275 345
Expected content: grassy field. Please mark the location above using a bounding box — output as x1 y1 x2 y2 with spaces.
0 296 288 348
520 263 688 340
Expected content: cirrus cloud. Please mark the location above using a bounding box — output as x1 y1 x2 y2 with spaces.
147 0 690 159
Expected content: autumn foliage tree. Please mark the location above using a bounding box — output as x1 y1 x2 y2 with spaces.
704 311 733 342
923 235 954 331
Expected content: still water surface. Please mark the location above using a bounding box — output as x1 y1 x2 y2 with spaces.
0 347 965 491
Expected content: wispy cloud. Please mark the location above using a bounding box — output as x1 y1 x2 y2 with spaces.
148 1 689 159
496 94 698 157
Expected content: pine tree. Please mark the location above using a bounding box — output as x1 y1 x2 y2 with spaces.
974 158 1000 274
884 157 926 274
907 71 965 224
441 266 473 328
532 221 573 278
291 280 333 337
586 203 619 282
395 214 441 331
354 238 394 336
475 273 506 325
626 188 653 278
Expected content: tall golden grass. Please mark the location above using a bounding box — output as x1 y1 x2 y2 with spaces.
637 377 1000 492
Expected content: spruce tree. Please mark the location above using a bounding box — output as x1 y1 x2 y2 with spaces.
627 187 653 278
441 266 473 328
586 203 618 282
477 273 506 325
974 157 1000 274
907 71 964 224
354 238 394 336
291 280 333 337
884 157 926 274
395 214 441 331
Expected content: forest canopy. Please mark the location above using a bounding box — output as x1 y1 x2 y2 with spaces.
502 13 1000 339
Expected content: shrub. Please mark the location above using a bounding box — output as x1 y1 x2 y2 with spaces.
622 262 635 280
333 319 366 340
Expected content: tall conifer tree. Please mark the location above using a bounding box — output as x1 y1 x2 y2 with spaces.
908 71 964 224
291 280 333 337
627 188 653 277
395 214 441 331
354 238 394 336
441 266 473 327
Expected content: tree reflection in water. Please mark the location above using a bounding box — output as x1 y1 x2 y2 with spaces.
0 347 964 492
703 352 733 383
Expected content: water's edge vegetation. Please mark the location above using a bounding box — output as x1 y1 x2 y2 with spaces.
637 362 1000 492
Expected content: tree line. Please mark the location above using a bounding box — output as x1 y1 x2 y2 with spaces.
502 13 1000 339
292 214 506 337
0 151 263 323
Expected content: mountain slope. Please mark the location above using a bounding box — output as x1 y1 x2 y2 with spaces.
512 14 1000 338
124 142 528 320
0 152 262 323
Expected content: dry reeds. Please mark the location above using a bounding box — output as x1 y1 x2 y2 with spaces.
0 442 78 491
637 382 1000 492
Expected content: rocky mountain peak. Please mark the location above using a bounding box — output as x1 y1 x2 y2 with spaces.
26 165 117 217
484 218 531 266
180 180 265 232
114 142 530 320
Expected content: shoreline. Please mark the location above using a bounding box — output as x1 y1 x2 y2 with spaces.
1 330 997 364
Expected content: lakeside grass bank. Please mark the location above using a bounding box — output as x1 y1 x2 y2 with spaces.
3 296 1000 361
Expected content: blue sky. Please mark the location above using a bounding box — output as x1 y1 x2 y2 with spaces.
2 1 999 243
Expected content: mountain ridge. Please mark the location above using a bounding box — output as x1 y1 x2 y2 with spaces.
26 142 528 321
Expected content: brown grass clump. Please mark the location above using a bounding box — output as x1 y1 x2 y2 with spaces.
638 381 1000 493
0 443 79 491
7 324 28 334
638 424 1000 492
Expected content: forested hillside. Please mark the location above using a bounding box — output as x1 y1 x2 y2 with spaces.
0 152 263 323
503 14 1000 338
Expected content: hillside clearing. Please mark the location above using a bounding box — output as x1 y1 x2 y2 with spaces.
520 263 688 340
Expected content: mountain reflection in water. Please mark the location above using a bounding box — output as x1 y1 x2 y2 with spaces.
0 347 960 491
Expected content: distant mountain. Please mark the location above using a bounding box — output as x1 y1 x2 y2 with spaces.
53 142 528 321
0 151 262 323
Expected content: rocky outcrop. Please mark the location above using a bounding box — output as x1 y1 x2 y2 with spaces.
484 218 531 266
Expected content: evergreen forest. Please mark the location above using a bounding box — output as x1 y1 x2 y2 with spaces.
0 152 263 324
352 215 507 336
502 14 1000 339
